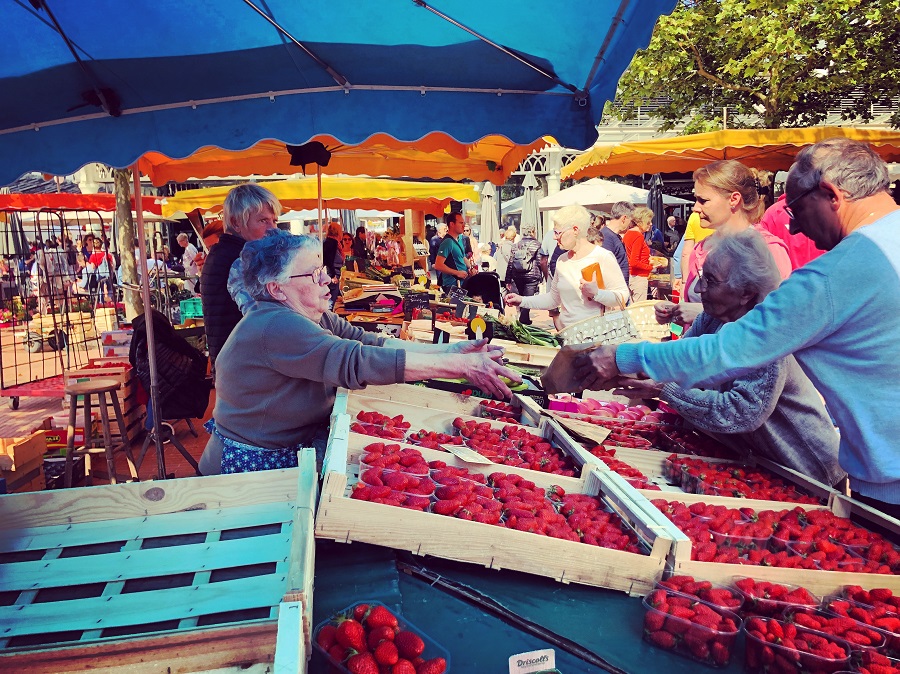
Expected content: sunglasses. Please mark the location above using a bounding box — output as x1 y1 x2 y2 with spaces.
288 265 330 285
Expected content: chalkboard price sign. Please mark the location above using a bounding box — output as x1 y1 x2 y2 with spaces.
403 292 431 321
447 286 468 308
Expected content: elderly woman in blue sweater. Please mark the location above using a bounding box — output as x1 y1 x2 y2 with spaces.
199 230 518 475
609 230 845 486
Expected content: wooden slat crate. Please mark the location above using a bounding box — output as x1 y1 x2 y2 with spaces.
343 383 545 427
0 431 47 494
315 416 676 595
0 449 317 674
339 389 598 470
636 490 900 597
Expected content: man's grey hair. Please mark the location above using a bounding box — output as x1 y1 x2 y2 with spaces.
552 204 591 235
705 230 781 307
437 223 448 235
241 230 320 301
176 232 189 243
610 201 635 220
223 183 281 235
520 222 537 237
790 138 890 201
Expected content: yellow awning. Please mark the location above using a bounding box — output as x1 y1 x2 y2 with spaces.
562 127 900 180
160 176 480 218
141 133 556 186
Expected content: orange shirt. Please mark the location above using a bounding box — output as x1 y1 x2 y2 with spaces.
622 228 653 277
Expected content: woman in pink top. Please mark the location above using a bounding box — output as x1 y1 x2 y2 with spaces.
656 159 791 328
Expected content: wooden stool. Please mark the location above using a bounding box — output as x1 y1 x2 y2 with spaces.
64 378 139 488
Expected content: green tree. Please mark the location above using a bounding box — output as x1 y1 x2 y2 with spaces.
612 0 900 130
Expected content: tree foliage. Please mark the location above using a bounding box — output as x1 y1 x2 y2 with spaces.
612 0 900 130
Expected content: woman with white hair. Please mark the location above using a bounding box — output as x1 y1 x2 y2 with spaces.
610 230 844 485
493 225 518 281
176 232 200 294
199 230 519 475
506 205 629 330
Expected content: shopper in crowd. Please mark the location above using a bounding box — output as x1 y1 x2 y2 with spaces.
654 160 790 330
504 222 543 325
428 223 447 268
493 225 518 282
433 212 473 292
177 232 200 294
478 243 496 272
601 202 633 287
463 222 479 267
758 194 825 269
352 226 368 261
571 138 900 516
199 230 518 475
623 206 658 302
586 214 606 246
201 183 279 371
322 220 344 309
506 205 629 330
610 231 844 485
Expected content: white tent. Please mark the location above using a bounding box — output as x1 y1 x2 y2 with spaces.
538 177 691 212
501 195 523 215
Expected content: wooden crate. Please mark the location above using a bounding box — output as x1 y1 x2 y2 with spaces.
344 383 545 427
0 430 46 472
339 389 598 470
636 490 900 597
315 416 675 595
0 449 317 674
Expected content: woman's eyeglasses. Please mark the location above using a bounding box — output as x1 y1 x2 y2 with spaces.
288 265 330 285
696 267 722 286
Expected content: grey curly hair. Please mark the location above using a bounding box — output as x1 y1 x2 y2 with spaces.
704 229 781 307
241 230 321 301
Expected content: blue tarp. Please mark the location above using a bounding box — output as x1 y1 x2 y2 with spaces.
1 0 675 184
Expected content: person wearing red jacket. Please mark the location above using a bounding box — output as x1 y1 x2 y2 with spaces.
622 206 660 302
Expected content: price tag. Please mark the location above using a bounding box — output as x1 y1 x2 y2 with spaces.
398 279 412 289
404 292 431 321
470 316 486 340
447 286 468 307
439 443 494 464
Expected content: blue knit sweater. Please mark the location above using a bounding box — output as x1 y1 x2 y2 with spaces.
618 210 900 503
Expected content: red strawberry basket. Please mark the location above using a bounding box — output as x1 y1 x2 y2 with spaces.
781 604 888 654
743 616 852 674
822 595 900 658
642 587 742 667
313 600 451 674
731 577 820 618
655 576 745 612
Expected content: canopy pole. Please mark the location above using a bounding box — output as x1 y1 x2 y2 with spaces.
317 166 324 241
132 168 167 479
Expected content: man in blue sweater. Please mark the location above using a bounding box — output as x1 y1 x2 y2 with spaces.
572 139 900 516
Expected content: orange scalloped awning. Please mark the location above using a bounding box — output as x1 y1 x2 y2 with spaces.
0 192 162 214
562 127 900 180
139 133 556 186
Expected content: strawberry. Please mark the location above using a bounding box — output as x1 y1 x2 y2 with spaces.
374 640 400 666
415 657 447 674
365 605 400 630
353 603 371 621
395 630 426 660
316 623 338 650
347 651 380 674
336 618 367 652
644 610 666 632
710 641 730 666
647 630 676 649
391 661 417 674
368 625 398 650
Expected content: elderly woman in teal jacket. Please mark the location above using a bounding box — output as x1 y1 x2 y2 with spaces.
609 230 844 486
199 230 518 475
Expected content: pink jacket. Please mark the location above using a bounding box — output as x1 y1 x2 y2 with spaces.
758 194 825 269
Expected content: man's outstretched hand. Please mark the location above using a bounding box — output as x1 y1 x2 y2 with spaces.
572 344 621 391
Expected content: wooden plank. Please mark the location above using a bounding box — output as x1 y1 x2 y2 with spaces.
0 468 300 531
545 418 600 469
0 574 287 638
0 621 277 674
832 493 900 539
273 601 306 674
0 531 291 592
0 502 296 553
636 489 829 513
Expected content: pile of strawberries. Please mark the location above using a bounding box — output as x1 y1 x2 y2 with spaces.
857 650 900 674
351 411 412 440
643 587 739 666
350 442 646 553
659 428 735 459
744 616 850 673
733 578 819 617
669 456 821 504
586 446 660 491
315 602 447 674
845 586 900 615
479 399 521 422
452 418 577 475
657 575 743 611
651 499 899 572
823 596 900 655
784 605 888 651
404 430 462 450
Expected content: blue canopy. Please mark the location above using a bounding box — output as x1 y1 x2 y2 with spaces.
0 0 675 185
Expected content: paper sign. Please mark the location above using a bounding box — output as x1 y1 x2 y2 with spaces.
439 443 494 464
549 412 612 445
509 649 556 674
398 279 412 289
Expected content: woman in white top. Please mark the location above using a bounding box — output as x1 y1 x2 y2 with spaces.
506 204 629 329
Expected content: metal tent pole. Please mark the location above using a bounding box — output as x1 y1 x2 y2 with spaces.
132 169 166 479
317 165 324 241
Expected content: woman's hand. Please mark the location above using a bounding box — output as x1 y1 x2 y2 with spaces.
610 376 664 400
580 279 599 303
655 301 701 326
505 293 523 306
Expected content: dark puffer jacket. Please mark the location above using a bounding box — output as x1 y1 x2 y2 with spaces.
505 236 543 283
200 232 246 367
